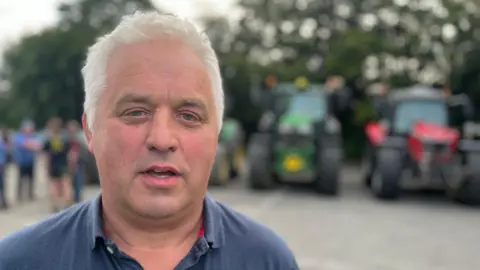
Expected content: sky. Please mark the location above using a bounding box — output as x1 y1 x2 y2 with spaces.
0 0 238 54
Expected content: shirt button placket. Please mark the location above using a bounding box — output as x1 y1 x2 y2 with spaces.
105 239 117 256
106 246 115 255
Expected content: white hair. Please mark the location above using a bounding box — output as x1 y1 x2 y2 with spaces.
81 11 224 133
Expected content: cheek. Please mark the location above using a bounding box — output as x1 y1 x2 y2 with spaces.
181 130 217 172
94 122 144 168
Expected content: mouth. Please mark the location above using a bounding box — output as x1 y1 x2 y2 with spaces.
141 165 181 179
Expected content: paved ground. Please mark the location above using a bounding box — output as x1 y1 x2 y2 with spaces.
1 162 479 270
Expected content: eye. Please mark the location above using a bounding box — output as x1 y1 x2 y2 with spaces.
178 112 200 122
124 109 148 117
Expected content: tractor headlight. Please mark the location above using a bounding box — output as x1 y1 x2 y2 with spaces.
297 124 313 135
279 123 294 134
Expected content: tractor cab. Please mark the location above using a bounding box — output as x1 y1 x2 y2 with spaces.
257 76 329 132
377 86 451 136
370 84 473 134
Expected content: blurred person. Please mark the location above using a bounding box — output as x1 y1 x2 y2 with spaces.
1 127 12 165
373 82 390 117
326 75 350 118
437 82 472 129
325 75 341 91
0 11 298 270
12 119 41 202
0 126 9 210
42 117 72 212
66 119 84 204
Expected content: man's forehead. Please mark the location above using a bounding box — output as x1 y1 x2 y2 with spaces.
108 38 202 69
106 41 209 86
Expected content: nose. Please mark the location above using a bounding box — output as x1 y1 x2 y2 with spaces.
146 109 179 153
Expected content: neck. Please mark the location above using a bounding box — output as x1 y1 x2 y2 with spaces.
102 197 204 251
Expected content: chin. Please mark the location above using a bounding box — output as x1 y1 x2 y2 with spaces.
131 195 186 219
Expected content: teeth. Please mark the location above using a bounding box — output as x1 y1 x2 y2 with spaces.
147 170 175 178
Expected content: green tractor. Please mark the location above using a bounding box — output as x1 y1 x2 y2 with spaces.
209 118 247 186
246 77 346 195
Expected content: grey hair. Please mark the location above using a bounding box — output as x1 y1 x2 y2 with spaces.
81 11 224 133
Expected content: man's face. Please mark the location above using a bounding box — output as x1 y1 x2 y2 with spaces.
84 37 218 220
326 77 338 89
23 127 34 134
48 119 62 135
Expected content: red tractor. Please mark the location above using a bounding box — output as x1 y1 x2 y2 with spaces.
361 84 480 205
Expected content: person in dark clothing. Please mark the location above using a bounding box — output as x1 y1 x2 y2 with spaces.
43 117 71 212
326 75 351 120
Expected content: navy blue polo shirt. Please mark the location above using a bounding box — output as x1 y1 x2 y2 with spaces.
0 194 299 270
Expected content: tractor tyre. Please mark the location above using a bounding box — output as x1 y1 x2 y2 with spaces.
454 153 480 206
246 133 274 190
209 145 231 186
315 147 342 196
371 148 402 200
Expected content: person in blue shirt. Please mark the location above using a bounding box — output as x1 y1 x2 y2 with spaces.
0 11 299 270
12 119 41 202
0 126 9 210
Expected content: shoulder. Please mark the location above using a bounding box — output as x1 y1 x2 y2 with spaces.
215 200 299 269
0 202 91 269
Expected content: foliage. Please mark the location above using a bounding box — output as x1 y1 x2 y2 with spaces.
4 0 480 159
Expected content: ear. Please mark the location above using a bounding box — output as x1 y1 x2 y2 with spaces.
82 113 94 153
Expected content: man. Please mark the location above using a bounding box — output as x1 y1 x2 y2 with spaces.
325 75 351 126
66 119 85 203
372 82 390 118
0 11 299 270
42 117 72 212
12 119 40 202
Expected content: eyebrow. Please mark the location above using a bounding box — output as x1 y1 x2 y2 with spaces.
175 99 208 113
115 93 155 107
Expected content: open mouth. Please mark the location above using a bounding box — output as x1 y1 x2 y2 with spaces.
143 168 179 178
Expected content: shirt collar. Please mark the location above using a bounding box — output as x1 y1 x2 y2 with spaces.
87 194 105 250
87 192 225 250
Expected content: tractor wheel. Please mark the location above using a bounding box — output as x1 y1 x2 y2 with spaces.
209 145 231 186
315 147 342 196
371 148 402 200
454 153 480 206
246 133 274 190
